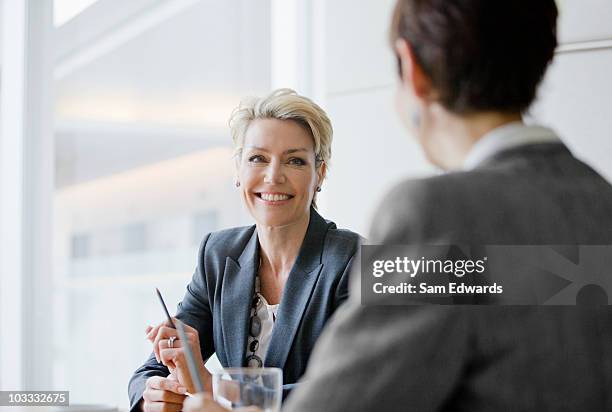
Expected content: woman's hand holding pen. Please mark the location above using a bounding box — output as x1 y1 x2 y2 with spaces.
146 318 213 394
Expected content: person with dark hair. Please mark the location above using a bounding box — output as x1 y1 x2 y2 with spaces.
183 1 612 411
273 0 612 410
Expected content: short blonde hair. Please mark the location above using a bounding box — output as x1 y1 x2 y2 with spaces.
229 88 333 169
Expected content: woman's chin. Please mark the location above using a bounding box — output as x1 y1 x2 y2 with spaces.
252 210 307 229
255 216 293 228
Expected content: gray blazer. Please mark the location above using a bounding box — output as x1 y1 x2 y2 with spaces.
128 208 360 410
285 142 612 411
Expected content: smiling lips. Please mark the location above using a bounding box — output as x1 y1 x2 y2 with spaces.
257 192 293 202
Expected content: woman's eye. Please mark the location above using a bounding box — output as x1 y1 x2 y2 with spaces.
288 157 306 166
248 155 266 163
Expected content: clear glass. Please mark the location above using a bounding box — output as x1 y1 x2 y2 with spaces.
213 368 282 412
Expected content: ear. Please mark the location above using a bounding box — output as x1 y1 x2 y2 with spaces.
316 161 327 187
233 163 240 184
395 39 432 100
233 151 242 179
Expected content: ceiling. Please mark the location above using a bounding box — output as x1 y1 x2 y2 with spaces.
54 0 271 187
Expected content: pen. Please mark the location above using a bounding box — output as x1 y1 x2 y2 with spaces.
175 319 205 393
156 288 204 393
156 288 177 328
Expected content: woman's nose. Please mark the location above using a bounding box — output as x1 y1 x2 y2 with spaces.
264 161 286 184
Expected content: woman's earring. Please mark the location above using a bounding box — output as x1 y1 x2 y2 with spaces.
316 186 322 192
235 181 240 187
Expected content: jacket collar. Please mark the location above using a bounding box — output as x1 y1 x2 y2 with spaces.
220 227 258 367
462 123 561 170
220 208 332 368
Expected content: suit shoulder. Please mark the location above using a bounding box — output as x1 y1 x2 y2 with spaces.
199 225 256 258
322 226 362 264
373 174 457 218
385 171 490 198
326 227 362 248
378 169 514 211
370 172 492 242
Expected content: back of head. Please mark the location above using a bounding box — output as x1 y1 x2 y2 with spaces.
390 0 558 114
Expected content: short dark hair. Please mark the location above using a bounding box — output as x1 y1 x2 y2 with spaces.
390 0 558 114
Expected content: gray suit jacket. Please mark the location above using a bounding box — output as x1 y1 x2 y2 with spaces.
128 208 360 410
285 143 612 411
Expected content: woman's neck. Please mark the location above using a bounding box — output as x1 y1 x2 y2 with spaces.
256 211 311 281
423 106 523 170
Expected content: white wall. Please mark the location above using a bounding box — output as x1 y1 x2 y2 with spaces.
317 0 434 236
531 1 612 183
531 49 612 183
318 0 612 237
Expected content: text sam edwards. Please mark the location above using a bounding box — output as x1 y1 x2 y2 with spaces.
373 282 503 294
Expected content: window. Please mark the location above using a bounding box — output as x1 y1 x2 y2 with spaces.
192 210 219 244
70 233 91 259
122 223 148 253
51 0 270 407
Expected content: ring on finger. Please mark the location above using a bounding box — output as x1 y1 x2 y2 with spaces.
168 336 177 348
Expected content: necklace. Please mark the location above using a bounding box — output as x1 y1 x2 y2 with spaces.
246 258 267 368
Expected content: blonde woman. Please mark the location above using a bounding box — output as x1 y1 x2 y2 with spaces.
128 89 361 412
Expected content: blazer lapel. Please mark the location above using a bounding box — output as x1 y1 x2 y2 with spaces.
220 228 258 367
264 208 331 369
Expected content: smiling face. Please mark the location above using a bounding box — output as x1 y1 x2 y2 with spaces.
238 118 324 228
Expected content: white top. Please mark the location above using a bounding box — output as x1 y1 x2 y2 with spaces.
462 122 561 170
247 293 278 365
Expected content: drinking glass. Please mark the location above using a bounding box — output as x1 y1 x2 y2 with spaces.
212 367 282 411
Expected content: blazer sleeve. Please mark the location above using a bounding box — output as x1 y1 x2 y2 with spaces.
128 233 215 412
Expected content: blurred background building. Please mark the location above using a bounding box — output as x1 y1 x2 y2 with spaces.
1 0 611 410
